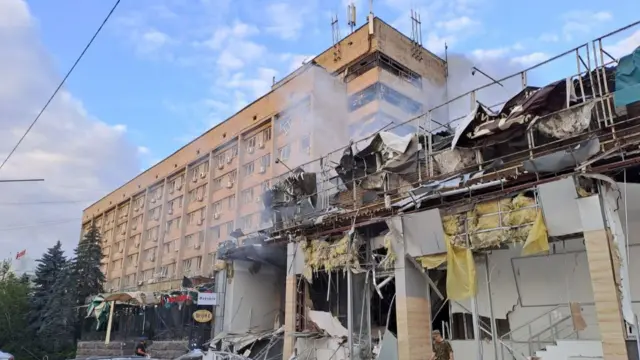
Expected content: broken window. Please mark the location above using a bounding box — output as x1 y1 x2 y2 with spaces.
278 144 291 161
277 114 293 135
348 83 379 112
379 83 422 114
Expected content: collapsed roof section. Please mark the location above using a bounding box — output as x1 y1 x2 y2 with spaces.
256 44 640 238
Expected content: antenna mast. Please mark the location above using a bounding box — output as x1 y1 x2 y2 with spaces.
331 14 341 45
410 9 423 61
347 3 356 33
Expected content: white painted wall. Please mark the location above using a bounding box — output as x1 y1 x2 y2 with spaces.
223 260 284 333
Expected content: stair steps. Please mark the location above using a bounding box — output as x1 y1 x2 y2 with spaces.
535 340 603 360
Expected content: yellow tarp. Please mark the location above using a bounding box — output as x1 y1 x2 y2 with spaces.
417 253 446 269
445 235 477 300
521 209 549 256
417 193 550 300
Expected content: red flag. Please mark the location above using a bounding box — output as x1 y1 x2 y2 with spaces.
15 250 26 260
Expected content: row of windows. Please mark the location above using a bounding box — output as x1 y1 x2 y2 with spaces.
348 82 423 114
343 51 423 89
348 112 417 139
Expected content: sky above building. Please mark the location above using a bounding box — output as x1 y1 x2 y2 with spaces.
0 0 638 267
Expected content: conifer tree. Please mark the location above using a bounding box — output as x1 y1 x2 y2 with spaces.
38 263 77 359
28 241 68 334
72 224 105 305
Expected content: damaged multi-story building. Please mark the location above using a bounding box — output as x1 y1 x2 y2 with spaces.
79 8 640 360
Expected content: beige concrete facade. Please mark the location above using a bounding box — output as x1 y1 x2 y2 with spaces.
82 17 446 292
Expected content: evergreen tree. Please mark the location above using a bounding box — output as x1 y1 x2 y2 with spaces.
72 224 105 305
38 264 77 359
28 241 68 334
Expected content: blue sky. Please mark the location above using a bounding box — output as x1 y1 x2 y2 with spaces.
25 0 640 171
0 0 637 264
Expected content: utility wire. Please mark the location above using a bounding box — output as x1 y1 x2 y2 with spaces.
0 218 79 232
0 0 122 172
0 200 92 206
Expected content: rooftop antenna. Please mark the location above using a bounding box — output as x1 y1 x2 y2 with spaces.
347 3 356 33
410 9 423 60
331 14 341 45
369 0 373 15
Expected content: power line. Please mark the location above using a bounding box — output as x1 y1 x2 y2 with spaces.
0 218 79 232
0 200 92 206
0 0 122 172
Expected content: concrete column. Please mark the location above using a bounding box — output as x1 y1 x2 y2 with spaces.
283 243 300 360
394 235 432 360
577 194 629 360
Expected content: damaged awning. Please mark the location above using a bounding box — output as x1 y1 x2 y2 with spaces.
335 131 422 190
451 77 593 149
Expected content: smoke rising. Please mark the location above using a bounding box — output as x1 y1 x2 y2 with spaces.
422 54 530 133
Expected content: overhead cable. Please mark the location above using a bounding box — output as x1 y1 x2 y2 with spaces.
0 0 122 172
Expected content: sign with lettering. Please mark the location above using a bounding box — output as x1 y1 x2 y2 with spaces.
192 309 213 323
197 292 217 305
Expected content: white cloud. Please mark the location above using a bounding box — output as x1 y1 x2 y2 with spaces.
202 20 259 50
607 30 640 58
226 68 279 99
137 146 150 155
470 43 525 61
562 10 612 41
0 0 140 262
435 16 480 33
264 2 311 40
471 47 510 60
281 53 314 73
539 33 560 43
511 52 550 67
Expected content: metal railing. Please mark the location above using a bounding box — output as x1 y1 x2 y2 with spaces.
499 304 579 360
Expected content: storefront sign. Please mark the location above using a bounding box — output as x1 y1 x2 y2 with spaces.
197 292 217 305
192 309 213 323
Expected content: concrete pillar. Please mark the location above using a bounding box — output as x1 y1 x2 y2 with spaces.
283 243 300 360
394 234 432 360
577 194 629 360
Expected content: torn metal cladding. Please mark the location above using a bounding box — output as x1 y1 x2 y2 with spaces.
262 57 640 240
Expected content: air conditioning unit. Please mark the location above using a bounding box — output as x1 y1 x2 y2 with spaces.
194 243 201 249
151 198 156 204
226 181 233 189
258 142 265 149
120 228 126 235
217 163 224 170
150 256 156 262
255 197 261 203
168 208 173 215
192 176 198 183
200 172 206 179
177 183 183 190
169 188 175 194
258 166 266 174
196 219 203 225
119 248 124 253
175 248 180 252
132 224 138 230
135 242 140 248
213 213 221 220
197 195 204 202
140 203 145 209
134 207 139 213
148 279 156 284
247 147 254 154
226 156 232 164
137 281 144 286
